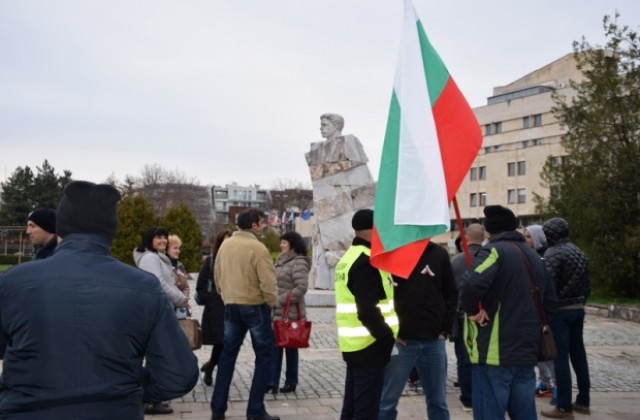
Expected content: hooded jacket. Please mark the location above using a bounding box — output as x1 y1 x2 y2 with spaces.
0 234 198 419
543 218 590 307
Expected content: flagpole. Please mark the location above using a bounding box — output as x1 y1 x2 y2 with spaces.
452 196 472 267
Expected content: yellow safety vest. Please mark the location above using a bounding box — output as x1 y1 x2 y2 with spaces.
334 245 399 352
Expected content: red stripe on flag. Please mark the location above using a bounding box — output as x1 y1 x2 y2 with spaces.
432 77 483 201
371 227 429 279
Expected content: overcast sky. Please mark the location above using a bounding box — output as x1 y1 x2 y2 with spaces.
2 0 639 189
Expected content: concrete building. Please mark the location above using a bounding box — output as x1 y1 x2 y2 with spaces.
211 183 269 227
436 53 586 246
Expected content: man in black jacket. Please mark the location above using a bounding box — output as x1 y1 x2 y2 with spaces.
541 218 591 419
26 208 57 259
460 205 557 420
0 181 198 419
379 240 458 420
335 209 397 420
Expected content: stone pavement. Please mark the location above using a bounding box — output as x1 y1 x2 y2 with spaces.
147 286 640 419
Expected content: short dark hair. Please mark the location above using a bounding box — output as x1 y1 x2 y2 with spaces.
237 208 265 230
136 227 169 252
281 231 307 256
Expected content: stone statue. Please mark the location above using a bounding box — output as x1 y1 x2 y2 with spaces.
305 113 376 289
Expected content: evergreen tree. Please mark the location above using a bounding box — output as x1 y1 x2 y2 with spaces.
0 166 35 225
262 226 281 256
111 194 158 266
0 160 71 225
537 14 640 297
161 203 202 272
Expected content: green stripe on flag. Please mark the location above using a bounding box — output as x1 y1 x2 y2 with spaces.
416 19 449 107
375 91 448 251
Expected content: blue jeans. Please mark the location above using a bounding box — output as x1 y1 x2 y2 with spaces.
210 304 274 417
550 308 591 412
454 313 472 407
379 339 450 420
471 364 537 420
341 363 385 420
271 346 298 387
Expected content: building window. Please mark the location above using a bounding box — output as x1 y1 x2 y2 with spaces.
533 114 542 127
493 122 502 134
532 138 542 146
523 116 531 128
517 161 526 176
508 189 516 204
479 192 487 207
470 193 478 207
508 162 516 177
485 124 492 135
484 146 491 154
522 140 529 148
518 188 526 204
479 166 487 180
470 167 478 181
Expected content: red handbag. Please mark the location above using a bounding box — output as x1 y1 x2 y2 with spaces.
273 291 312 348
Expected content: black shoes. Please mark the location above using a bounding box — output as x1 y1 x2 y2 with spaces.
144 402 173 415
279 384 296 393
201 362 214 386
247 413 280 420
211 414 225 420
264 385 278 394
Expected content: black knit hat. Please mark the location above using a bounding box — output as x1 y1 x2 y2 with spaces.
28 208 57 234
56 181 121 240
352 209 374 231
483 205 517 234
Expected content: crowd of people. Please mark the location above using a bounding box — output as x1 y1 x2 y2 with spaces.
0 186 592 420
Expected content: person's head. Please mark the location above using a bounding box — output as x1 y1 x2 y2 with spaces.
167 234 182 260
542 218 569 247
26 208 57 246
56 181 121 241
280 231 307 256
212 229 232 257
524 224 547 251
483 205 518 236
137 227 169 253
454 235 463 253
352 208 373 241
465 223 485 245
320 113 344 140
237 208 266 236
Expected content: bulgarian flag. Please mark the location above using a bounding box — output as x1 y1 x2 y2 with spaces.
371 0 483 278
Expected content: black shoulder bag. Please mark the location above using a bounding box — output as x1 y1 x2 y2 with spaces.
511 243 557 362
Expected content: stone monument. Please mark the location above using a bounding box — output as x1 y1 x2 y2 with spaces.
305 113 376 289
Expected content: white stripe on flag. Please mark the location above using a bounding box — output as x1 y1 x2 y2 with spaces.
394 0 449 226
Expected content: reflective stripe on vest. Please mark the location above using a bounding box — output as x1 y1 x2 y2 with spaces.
334 245 399 352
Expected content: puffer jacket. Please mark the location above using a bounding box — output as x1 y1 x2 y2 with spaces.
273 251 310 321
543 218 590 307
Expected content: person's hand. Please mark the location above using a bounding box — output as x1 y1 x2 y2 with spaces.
469 309 490 327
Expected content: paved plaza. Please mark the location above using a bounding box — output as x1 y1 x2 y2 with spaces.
146 283 640 419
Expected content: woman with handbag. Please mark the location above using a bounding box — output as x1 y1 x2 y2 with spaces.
133 227 189 415
195 229 232 386
266 231 310 394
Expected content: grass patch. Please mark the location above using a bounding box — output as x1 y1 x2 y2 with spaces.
588 289 640 308
0 264 12 273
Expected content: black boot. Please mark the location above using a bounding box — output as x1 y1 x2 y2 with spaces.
279 384 296 393
201 361 214 386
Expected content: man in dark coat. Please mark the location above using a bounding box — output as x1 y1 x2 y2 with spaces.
460 205 557 420
26 208 57 259
0 181 198 419
541 218 591 419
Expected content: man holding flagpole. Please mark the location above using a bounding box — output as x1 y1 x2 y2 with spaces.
371 0 483 414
